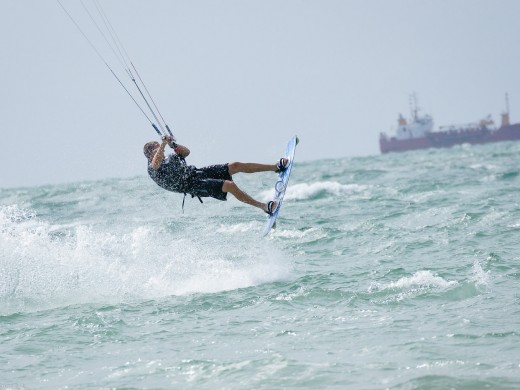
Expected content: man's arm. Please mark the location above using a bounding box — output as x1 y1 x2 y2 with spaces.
173 143 190 158
165 135 190 158
151 139 168 170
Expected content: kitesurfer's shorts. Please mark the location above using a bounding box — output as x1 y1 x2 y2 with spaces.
191 164 232 201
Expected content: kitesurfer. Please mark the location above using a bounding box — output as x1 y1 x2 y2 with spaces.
144 136 288 215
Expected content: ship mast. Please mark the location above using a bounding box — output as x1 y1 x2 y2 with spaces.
410 93 419 121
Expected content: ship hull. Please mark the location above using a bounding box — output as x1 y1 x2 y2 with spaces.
380 124 520 153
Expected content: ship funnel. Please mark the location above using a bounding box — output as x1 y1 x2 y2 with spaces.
398 114 407 126
501 93 510 127
501 112 510 127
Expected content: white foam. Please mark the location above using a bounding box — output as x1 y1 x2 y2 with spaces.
270 227 325 240
371 270 458 293
388 270 458 289
216 221 258 234
274 286 307 301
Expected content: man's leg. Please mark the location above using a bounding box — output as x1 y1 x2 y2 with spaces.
227 159 288 175
222 180 276 212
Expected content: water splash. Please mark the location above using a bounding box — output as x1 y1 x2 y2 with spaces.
0 204 291 313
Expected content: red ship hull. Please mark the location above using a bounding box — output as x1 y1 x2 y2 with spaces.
380 124 520 153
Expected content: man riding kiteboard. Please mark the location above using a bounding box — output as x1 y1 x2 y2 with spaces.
144 136 288 214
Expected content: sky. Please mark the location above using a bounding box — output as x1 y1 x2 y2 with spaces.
2 0 520 188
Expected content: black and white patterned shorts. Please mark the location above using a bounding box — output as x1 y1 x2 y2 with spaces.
191 164 232 201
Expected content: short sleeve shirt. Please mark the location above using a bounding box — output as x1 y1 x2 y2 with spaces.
147 154 197 193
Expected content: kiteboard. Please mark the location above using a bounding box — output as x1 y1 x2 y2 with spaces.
262 135 299 236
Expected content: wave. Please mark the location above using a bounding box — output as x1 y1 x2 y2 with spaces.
366 266 496 304
385 270 458 290
261 181 367 201
366 270 459 303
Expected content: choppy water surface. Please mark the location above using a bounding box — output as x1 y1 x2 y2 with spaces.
2 142 520 389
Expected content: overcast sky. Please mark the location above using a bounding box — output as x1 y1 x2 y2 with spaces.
2 0 519 188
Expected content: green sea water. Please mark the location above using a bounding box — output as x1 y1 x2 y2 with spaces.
1 142 520 389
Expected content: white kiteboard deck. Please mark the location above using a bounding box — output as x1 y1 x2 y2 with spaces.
262 135 299 236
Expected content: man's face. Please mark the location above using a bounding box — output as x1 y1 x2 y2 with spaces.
144 142 160 159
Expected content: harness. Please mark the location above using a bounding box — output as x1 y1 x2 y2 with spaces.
181 192 203 212
178 155 203 212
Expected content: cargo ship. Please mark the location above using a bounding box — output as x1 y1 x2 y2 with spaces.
379 94 520 153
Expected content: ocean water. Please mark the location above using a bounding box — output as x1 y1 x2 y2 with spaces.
2 141 520 389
